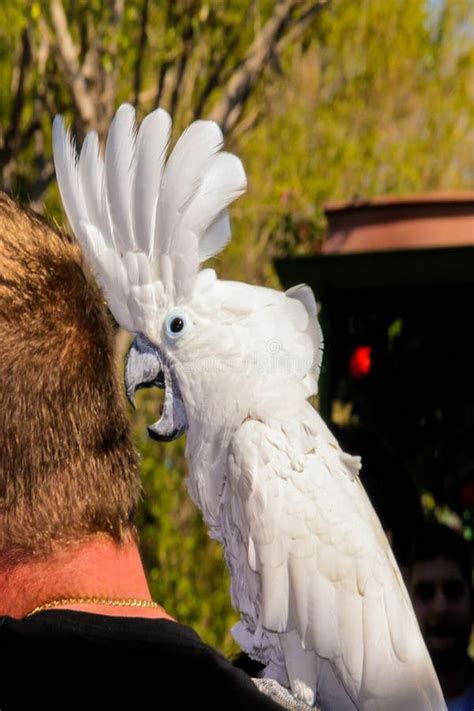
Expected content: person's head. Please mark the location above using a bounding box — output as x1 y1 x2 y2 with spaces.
407 521 472 670
0 192 140 565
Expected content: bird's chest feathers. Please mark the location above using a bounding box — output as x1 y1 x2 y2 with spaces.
184 427 232 533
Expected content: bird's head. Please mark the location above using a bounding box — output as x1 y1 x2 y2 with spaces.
53 104 322 443
124 272 322 441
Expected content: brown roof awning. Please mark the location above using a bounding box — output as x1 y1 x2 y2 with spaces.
322 192 474 254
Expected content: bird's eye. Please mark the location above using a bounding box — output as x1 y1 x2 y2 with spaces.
164 308 191 340
170 317 184 333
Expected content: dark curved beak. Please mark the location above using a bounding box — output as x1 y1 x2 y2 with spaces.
124 333 188 441
125 334 165 407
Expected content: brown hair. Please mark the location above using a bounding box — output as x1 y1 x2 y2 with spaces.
0 192 140 560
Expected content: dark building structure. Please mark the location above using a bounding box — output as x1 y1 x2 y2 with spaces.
275 193 474 522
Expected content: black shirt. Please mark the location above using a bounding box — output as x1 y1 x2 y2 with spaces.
0 610 283 710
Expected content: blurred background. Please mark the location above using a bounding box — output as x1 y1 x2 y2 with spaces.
0 0 473 655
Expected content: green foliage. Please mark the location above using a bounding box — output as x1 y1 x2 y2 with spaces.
0 3 26 111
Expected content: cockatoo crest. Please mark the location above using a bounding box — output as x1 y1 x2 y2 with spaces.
53 104 247 342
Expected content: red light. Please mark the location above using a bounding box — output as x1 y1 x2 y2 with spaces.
350 346 372 378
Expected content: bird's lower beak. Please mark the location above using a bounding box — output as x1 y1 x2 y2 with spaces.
124 334 188 441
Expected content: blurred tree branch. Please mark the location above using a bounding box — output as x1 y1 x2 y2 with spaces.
49 0 96 131
276 1 327 53
0 29 31 191
132 0 150 107
193 0 255 120
209 0 326 133
48 0 125 139
168 2 198 120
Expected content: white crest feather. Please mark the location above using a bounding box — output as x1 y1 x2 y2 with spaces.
53 104 247 335
52 118 85 237
155 120 226 259
199 211 231 262
104 104 136 252
78 132 105 234
179 152 247 255
132 108 171 257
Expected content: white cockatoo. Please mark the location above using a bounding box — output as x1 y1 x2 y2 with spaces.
52 104 446 711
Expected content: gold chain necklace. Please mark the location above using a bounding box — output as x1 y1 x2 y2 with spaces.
25 597 161 618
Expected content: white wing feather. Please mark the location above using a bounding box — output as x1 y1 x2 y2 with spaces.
225 413 446 711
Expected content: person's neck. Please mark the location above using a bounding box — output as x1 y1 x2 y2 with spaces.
436 655 474 700
0 535 174 621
